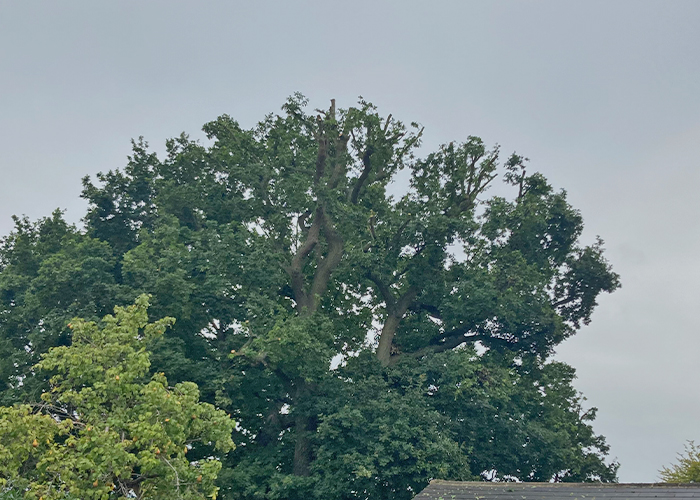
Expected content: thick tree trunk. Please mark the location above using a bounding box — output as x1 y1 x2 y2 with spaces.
375 286 418 366
292 381 312 476
288 100 346 477
293 415 311 476
376 314 401 366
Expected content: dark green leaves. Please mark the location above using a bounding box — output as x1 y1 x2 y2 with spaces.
0 95 620 498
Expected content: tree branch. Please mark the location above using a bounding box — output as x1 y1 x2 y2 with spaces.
552 296 576 308
350 145 374 204
327 133 350 190
308 209 344 313
314 118 327 184
297 210 313 234
391 216 413 251
376 285 419 366
410 302 442 319
287 210 322 311
396 286 418 313
403 327 475 360
366 271 396 312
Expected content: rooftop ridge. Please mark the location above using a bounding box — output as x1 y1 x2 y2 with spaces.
428 481 700 488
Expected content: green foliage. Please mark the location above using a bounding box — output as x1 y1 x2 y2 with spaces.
0 94 620 499
0 296 234 499
660 441 700 483
313 354 472 500
420 350 618 482
0 210 131 405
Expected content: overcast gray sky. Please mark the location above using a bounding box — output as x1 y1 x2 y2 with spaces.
1 0 699 482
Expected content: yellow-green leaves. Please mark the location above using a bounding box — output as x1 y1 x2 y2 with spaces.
0 405 69 489
0 296 234 499
660 441 700 483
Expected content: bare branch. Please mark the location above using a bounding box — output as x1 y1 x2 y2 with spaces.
327 133 350 190
403 329 472 360
366 271 396 312
287 210 322 311
161 456 182 498
297 210 313 234
553 296 576 308
314 136 327 184
308 209 344 312
350 145 374 204
382 114 393 133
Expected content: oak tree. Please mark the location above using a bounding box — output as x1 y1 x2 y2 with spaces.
0 95 620 499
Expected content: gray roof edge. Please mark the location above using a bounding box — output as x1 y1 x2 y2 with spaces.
428 480 700 488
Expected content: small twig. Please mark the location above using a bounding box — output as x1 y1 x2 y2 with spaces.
161 456 183 499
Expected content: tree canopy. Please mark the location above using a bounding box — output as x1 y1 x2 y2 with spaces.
0 296 234 500
0 94 620 499
660 442 700 483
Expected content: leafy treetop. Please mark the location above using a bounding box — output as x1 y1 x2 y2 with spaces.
0 296 234 500
0 94 620 499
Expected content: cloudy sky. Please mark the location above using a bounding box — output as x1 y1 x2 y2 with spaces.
2 0 699 482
